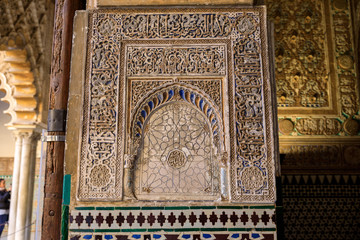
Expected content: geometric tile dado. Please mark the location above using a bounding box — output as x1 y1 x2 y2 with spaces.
69 232 276 240
69 207 276 231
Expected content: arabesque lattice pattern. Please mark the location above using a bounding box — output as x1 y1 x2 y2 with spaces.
135 103 219 199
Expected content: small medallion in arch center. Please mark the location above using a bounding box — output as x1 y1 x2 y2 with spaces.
167 149 187 169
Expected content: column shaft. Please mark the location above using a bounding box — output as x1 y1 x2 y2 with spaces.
25 135 39 240
15 132 35 240
8 133 23 240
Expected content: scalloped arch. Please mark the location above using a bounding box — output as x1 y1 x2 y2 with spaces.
0 73 16 122
0 49 38 129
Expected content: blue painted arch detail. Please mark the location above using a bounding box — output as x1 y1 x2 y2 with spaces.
131 84 224 151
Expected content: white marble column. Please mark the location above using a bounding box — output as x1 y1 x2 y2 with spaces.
25 133 39 240
15 130 37 240
8 132 23 240
219 152 229 201
123 154 137 200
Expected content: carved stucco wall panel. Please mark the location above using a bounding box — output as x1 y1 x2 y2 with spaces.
267 0 334 111
267 0 359 117
266 0 360 169
76 7 277 203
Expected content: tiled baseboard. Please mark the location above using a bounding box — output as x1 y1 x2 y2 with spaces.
69 231 276 240
69 206 276 231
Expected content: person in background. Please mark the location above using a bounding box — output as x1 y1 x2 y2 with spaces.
0 179 10 237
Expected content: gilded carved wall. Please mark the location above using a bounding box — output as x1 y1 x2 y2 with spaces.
266 0 360 173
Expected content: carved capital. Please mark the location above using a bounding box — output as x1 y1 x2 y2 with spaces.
13 129 40 142
124 154 136 169
218 152 228 168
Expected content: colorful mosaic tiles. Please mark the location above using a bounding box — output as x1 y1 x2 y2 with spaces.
69 207 275 232
69 232 276 240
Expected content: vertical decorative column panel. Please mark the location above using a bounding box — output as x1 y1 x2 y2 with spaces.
7 132 23 240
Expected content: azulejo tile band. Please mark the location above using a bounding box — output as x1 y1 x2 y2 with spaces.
69 232 276 240
69 207 275 230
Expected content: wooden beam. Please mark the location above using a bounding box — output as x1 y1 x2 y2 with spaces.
41 1 84 239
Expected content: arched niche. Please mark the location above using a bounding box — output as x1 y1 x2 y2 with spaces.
127 83 226 201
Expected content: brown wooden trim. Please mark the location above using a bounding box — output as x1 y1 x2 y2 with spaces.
41 1 84 239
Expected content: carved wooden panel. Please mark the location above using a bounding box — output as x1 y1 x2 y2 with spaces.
77 7 277 203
